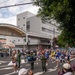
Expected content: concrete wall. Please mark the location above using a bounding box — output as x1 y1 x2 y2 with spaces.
27 16 41 33
17 11 34 31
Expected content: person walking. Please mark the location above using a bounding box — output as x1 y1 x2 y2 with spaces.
41 53 47 72
11 50 18 73
44 50 49 66
27 51 36 70
17 50 21 68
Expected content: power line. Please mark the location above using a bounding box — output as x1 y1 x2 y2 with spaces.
0 2 33 9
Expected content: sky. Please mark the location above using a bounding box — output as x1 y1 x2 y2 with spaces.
0 0 39 25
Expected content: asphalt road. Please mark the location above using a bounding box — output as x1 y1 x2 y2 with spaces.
0 57 74 75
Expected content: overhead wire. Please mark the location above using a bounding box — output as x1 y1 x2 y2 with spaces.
0 2 34 9
0 0 29 7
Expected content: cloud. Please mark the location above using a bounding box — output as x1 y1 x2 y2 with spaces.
0 16 16 25
27 6 39 15
0 13 3 17
0 0 33 15
0 0 39 25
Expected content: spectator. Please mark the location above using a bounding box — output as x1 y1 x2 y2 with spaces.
58 63 74 75
11 50 18 73
41 53 47 72
17 50 21 68
18 68 33 75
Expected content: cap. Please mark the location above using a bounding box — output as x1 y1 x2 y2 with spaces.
18 68 28 75
63 63 71 69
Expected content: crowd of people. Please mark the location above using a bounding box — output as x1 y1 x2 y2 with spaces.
10 47 75 75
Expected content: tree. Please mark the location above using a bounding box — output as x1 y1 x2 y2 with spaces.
32 0 75 47
58 31 75 47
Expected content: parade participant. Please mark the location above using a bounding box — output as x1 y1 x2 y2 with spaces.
11 50 18 73
65 51 70 64
36 50 40 64
60 51 65 65
50 50 56 62
45 50 49 66
24 52 28 63
17 50 21 68
41 53 47 72
55 50 61 67
27 51 36 70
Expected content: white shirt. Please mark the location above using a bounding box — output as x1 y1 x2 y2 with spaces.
63 72 73 75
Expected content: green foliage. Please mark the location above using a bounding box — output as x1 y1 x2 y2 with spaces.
58 30 75 47
32 0 75 47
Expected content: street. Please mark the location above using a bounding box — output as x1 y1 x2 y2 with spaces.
0 57 74 75
0 57 59 75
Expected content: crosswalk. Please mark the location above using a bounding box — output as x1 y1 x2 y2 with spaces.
0 59 58 75
0 58 75 75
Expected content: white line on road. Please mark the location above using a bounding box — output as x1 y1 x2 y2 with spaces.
4 71 18 75
0 67 13 70
34 67 57 75
0 65 10 68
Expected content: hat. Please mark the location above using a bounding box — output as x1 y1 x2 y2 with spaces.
63 63 71 69
18 68 28 75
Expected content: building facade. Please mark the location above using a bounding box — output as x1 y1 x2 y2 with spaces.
0 23 26 50
16 11 60 49
0 11 60 50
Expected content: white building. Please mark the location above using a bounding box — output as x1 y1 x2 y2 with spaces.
0 11 60 50
14 11 60 49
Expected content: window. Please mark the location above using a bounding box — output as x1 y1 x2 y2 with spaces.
23 24 25 26
42 27 53 33
18 25 20 27
26 21 30 25
42 27 46 31
18 18 20 20
18 39 20 41
23 17 25 19
21 27 23 29
26 21 30 32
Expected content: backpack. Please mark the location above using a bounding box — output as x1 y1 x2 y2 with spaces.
27 56 34 61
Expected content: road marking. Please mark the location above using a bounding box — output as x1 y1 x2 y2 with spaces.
0 67 13 70
0 58 75 75
34 67 57 75
2 66 57 75
0 60 7 63
4 71 18 75
8 59 26 66
34 72 43 75
0 65 10 67
47 67 57 72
